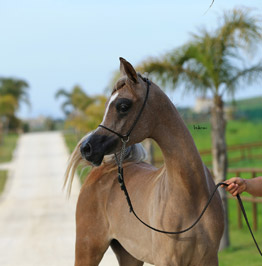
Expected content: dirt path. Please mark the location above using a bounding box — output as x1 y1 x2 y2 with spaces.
0 132 126 266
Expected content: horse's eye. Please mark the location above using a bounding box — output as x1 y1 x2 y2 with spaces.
119 104 129 113
116 98 132 114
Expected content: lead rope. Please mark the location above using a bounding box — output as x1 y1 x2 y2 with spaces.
114 139 134 212
115 139 262 255
237 193 262 256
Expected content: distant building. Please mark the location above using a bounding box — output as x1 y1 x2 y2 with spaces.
24 116 49 131
193 97 213 113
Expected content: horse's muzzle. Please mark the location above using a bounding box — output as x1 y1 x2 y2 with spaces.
80 134 118 166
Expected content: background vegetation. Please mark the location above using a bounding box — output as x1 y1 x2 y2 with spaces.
0 133 19 193
1 5 261 265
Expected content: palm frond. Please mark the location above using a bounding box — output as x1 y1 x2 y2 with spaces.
55 89 71 99
224 62 262 96
218 8 262 53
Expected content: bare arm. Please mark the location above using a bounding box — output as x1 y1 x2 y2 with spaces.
224 176 262 197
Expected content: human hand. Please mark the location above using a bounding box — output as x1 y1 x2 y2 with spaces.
223 177 247 196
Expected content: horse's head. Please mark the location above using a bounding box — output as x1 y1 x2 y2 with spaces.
81 58 154 166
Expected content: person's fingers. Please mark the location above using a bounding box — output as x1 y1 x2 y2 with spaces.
233 189 241 196
226 183 237 191
224 178 238 186
229 186 239 195
225 183 241 196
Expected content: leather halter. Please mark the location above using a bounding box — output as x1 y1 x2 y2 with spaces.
98 76 151 142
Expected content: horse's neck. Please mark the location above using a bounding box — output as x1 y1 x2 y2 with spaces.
152 96 208 198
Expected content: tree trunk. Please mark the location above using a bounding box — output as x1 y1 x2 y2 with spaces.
211 95 230 250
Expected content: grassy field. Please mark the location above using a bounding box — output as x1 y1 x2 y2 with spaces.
0 133 19 163
64 119 262 265
152 120 262 169
0 133 19 193
189 120 262 150
0 171 8 194
64 132 80 154
219 196 262 265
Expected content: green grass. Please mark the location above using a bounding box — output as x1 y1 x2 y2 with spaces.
153 120 262 168
0 133 19 163
226 121 262 145
0 170 8 194
188 120 262 152
218 197 262 265
63 132 80 153
0 133 18 194
234 96 262 110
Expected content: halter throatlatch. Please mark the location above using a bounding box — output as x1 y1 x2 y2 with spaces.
97 76 262 256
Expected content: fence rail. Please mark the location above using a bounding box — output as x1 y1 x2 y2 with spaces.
154 141 262 167
200 141 262 166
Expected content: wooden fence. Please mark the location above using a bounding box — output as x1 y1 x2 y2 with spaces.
226 168 262 231
200 141 262 166
154 141 262 167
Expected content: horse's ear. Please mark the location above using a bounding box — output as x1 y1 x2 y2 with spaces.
119 57 138 84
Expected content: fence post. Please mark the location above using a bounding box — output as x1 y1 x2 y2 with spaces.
236 171 243 229
252 171 258 231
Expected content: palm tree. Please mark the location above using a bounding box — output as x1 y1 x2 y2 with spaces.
139 8 262 249
56 85 107 135
66 95 107 133
55 85 94 116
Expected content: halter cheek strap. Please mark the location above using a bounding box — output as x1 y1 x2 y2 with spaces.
98 78 151 142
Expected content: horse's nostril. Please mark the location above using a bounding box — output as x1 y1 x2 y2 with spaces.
81 142 93 158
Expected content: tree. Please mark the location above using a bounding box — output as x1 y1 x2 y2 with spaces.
55 85 107 135
0 95 17 116
0 77 30 138
65 95 107 134
0 78 30 109
0 95 17 143
55 85 94 116
139 8 262 249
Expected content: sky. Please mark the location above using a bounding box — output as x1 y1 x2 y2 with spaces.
0 0 262 119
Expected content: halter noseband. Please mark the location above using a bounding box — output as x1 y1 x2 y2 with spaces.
98 76 151 143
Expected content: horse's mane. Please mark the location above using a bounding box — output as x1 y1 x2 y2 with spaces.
64 134 147 195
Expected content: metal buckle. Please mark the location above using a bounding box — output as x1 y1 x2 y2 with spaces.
121 135 130 143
